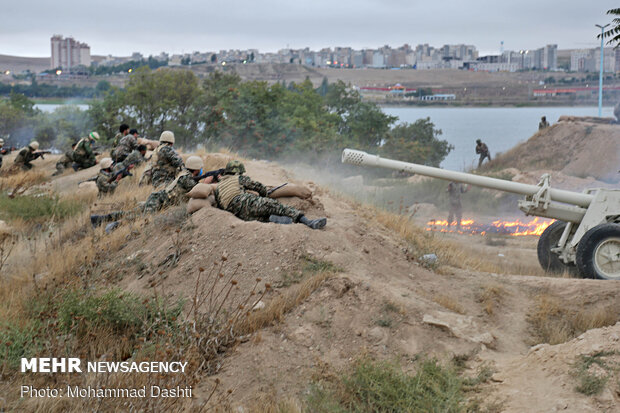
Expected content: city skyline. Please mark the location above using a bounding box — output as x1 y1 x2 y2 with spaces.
0 0 616 57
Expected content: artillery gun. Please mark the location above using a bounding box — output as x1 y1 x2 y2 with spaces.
342 149 620 280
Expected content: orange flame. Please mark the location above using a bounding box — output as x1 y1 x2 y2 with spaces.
426 217 553 236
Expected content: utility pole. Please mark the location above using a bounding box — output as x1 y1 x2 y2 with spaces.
596 23 610 117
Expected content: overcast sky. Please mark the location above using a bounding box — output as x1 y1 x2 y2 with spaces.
1 0 617 57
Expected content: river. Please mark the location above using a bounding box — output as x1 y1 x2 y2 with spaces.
383 106 615 171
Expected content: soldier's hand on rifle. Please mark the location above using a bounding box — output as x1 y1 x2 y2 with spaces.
115 174 123 182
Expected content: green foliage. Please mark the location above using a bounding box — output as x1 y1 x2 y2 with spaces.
84 68 451 165
57 289 183 338
601 8 620 46
0 193 84 222
0 288 184 370
0 321 42 369
381 118 453 167
572 351 617 396
308 357 465 412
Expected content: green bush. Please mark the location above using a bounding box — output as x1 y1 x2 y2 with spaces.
0 193 84 222
308 358 465 413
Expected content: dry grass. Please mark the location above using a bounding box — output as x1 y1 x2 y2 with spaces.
528 293 620 345
0 169 46 191
243 271 332 333
477 283 506 316
371 207 546 276
432 294 466 315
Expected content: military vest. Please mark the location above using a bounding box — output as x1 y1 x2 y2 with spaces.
216 175 242 209
74 138 88 156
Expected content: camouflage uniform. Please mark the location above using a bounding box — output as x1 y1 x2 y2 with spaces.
72 138 97 169
475 141 491 168
53 150 74 175
114 149 145 173
13 147 36 170
144 171 197 212
447 182 466 229
151 145 184 187
96 170 118 196
112 132 124 148
114 134 138 162
215 175 303 222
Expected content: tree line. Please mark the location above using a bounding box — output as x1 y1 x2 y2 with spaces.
1 68 453 168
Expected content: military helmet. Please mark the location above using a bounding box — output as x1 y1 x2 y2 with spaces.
89 131 100 141
476 139 481 144
29 141 39 150
185 156 204 171
159 131 175 144
0 138 4 146
100 157 114 169
225 160 246 175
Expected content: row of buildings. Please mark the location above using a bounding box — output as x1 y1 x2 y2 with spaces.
50 35 620 73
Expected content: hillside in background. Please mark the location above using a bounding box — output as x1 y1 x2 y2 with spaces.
482 117 620 184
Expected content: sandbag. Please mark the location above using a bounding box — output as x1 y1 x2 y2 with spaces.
187 195 215 214
188 183 217 199
137 138 159 151
269 184 311 199
77 181 98 196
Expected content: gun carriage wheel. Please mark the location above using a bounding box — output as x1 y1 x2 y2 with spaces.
576 223 620 280
537 221 577 274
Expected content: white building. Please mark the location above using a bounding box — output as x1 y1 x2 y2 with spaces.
50 35 91 69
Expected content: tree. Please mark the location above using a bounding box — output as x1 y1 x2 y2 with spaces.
600 8 620 46
380 118 453 167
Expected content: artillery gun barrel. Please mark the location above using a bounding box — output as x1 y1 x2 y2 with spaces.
341 149 593 208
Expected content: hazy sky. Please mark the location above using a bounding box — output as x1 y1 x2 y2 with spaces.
1 0 617 57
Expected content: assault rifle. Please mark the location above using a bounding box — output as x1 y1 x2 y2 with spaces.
267 183 288 196
192 168 225 182
33 150 51 160
108 164 134 183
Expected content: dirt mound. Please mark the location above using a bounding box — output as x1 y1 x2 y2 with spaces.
489 322 620 413
485 118 620 183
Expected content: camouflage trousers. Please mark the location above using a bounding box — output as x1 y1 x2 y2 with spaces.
151 169 176 188
73 154 96 169
144 190 170 213
226 193 303 222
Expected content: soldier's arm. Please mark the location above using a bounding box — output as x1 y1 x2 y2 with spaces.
239 175 268 197
165 147 184 169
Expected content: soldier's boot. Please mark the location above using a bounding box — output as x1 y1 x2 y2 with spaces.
90 211 125 228
105 222 120 233
269 215 293 225
299 215 327 230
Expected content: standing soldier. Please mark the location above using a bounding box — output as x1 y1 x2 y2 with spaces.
72 132 100 170
114 128 139 163
151 131 184 187
538 116 550 130
214 160 327 229
475 139 491 168
447 182 468 231
96 157 123 196
13 141 48 170
144 155 203 212
52 142 77 176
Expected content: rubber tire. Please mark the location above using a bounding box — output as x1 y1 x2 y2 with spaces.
537 221 577 275
576 223 620 280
